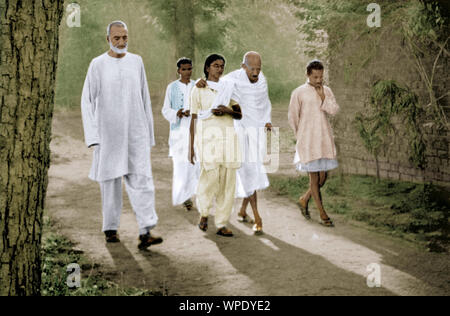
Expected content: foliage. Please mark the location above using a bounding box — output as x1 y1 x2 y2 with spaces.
218 0 306 104
149 0 227 38
355 80 427 175
148 0 230 62
399 0 450 126
269 174 449 252
288 0 448 125
415 0 449 42
55 0 173 107
287 0 371 59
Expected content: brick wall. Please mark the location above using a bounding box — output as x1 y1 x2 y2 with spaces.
328 25 450 186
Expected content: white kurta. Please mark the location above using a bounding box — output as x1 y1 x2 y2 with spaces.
81 52 155 182
223 69 272 198
162 80 200 206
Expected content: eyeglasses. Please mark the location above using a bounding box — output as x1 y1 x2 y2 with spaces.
211 64 225 70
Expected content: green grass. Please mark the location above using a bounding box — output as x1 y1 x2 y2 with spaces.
41 215 165 296
268 174 449 252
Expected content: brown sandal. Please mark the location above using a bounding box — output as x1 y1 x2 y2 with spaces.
237 212 254 224
216 227 233 237
184 199 193 211
198 217 208 231
297 197 311 220
319 217 334 227
252 219 263 235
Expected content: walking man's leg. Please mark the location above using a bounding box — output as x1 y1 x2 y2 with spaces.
298 171 328 219
124 174 162 249
248 191 263 233
309 172 333 226
238 197 250 220
99 177 123 242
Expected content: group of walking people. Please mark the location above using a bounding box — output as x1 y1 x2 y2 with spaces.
81 21 340 250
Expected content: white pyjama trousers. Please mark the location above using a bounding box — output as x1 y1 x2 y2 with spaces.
99 174 158 235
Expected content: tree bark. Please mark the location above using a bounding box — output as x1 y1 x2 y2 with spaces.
173 0 195 62
0 0 65 296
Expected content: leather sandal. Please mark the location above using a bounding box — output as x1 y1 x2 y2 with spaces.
252 219 263 235
198 217 208 231
216 227 233 237
237 212 254 224
183 199 193 211
319 217 334 227
297 197 311 220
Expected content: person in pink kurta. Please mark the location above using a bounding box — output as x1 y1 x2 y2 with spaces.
288 60 339 227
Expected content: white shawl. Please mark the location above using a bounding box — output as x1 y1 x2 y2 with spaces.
225 69 271 128
197 79 240 120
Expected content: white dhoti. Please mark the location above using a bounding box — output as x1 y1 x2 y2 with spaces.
235 124 270 198
99 174 158 235
162 80 200 206
172 159 200 206
236 162 269 198
217 69 272 199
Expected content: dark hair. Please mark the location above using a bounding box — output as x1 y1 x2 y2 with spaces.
306 59 324 75
177 57 192 69
203 54 226 79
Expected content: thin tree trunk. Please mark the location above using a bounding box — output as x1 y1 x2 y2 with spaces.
0 0 65 296
375 155 380 183
174 0 195 62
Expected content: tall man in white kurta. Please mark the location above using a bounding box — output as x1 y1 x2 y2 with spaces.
81 21 162 249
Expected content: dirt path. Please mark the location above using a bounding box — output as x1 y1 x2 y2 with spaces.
46 102 449 296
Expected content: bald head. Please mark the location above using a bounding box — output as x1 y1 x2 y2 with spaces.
242 51 262 83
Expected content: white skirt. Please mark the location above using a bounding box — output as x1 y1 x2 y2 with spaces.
294 151 338 172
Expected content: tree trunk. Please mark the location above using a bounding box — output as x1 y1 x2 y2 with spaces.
173 0 195 62
375 155 380 183
0 0 65 296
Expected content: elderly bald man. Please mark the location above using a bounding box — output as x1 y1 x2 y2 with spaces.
196 52 272 234
81 21 163 249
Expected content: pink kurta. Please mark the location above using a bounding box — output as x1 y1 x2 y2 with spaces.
288 82 340 164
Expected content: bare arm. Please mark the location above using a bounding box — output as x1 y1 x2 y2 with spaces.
189 114 197 165
214 104 242 120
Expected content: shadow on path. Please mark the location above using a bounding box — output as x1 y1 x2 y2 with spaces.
188 216 395 295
